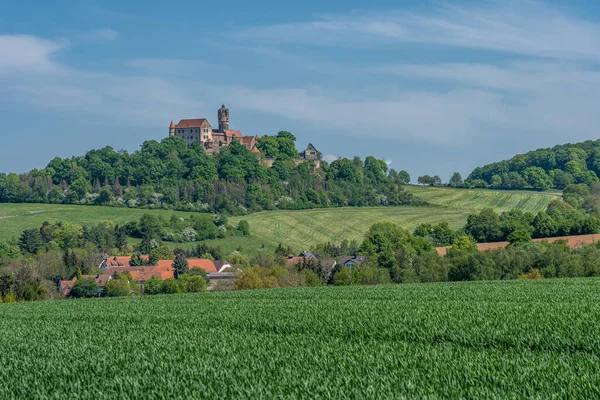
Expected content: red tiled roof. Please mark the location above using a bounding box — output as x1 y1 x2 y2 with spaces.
224 130 242 138
175 119 208 129
187 259 217 273
105 256 132 267
59 277 77 295
130 270 174 282
155 260 174 270
169 120 175 128
251 145 261 153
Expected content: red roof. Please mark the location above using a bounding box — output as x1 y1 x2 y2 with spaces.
224 130 242 138
169 120 175 128
241 136 255 145
187 259 217 273
130 270 174 282
105 256 132 267
175 119 208 129
59 277 77 295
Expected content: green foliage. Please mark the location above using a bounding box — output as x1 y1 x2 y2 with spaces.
149 245 174 264
172 252 188 279
507 229 532 246
467 139 600 189
69 278 99 298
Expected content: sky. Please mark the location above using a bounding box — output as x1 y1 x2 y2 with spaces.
1 0 599 180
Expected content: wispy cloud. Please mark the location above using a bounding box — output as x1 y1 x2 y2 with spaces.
236 1 600 61
0 35 67 74
1 0 600 155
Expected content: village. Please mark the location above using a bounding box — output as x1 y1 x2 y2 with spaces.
58 252 371 296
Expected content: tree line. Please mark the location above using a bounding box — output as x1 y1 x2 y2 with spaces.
0 133 419 215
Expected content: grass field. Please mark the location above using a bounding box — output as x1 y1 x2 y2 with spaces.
0 187 560 253
1 278 599 398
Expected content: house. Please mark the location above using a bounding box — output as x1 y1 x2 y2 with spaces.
285 253 317 266
299 143 321 161
59 277 78 296
339 255 368 268
187 259 218 273
213 260 233 273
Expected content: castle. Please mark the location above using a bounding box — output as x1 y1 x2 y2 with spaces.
169 105 260 155
169 105 320 163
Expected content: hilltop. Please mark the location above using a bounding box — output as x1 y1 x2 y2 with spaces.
467 139 600 190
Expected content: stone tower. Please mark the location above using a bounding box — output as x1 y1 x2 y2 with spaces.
169 120 175 137
218 104 229 131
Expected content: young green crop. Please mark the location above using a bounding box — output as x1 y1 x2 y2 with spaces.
0 278 599 398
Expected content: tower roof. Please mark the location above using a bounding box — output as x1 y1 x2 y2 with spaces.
169 120 174 128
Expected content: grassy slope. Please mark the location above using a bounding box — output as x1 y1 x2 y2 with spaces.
1 279 599 398
0 187 560 253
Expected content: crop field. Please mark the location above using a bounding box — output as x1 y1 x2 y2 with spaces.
0 187 559 253
0 278 599 398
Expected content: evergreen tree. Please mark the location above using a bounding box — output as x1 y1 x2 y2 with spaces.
173 253 189 279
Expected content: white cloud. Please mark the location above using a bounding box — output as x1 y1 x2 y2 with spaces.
236 1 600 61
80 28 118 43
0 35 66 74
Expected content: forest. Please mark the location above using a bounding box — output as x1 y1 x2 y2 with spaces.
0 133 418 214
466 139 600 190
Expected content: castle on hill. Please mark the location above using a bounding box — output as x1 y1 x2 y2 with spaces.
169 105 321 163
169 105 260 155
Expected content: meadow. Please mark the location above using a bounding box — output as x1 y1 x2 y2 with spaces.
0 186 559 253
0 278 599 398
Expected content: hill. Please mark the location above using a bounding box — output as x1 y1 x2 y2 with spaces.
467 138 600 190
1 279 599 398
0 186 559 253
0 134 419 214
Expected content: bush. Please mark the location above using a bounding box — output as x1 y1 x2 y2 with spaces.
69 278 99 298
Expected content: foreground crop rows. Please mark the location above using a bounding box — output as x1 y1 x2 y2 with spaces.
0 279 599 398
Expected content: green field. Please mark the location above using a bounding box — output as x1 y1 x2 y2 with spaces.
1 278 599 398
0 187 559 253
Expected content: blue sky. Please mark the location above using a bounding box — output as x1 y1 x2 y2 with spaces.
1 0 599 180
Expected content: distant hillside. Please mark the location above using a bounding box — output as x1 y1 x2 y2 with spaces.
0 133 419 214
466 139 600 190
0 186 558 254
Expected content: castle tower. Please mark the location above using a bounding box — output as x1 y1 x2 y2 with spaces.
169 120 175 137
218 104 229 131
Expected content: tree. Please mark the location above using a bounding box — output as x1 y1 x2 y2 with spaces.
177 274 206 292
523 167 552 190
465 209 503 243
237 220 250 236
19 229 44 254
149 245 174 264
234 269 263 290
398 170 410 184
448 172 463 187
172 253 189 279
507 229 532 246
69 278 99 298
104 273 135 297
333 267 353 286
